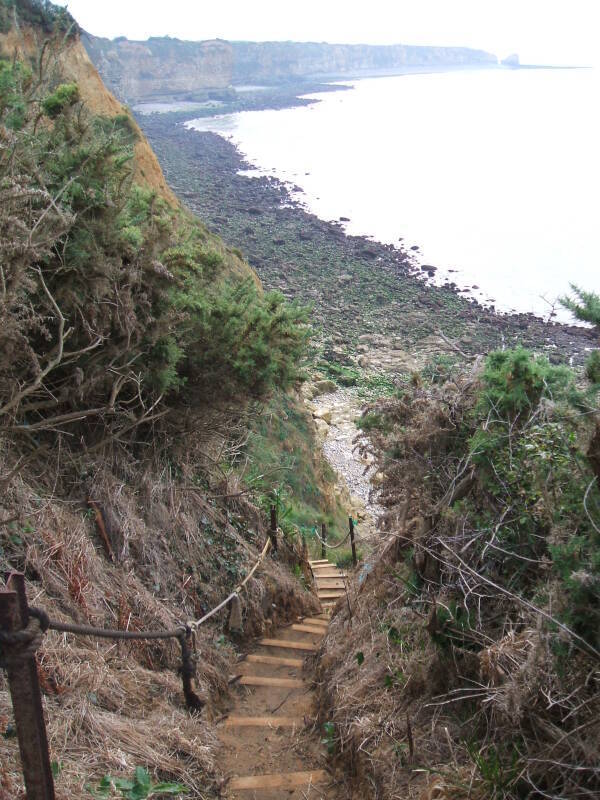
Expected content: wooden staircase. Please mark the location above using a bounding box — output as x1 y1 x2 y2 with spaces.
219 558 348 796
220 612 339 798
308 559 348 612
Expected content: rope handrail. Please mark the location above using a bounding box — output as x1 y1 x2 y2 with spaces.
188 537 271 631
0 518 291 792
312 527 352 550
0 535 275 711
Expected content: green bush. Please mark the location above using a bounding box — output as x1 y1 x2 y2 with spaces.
41 82 80 118
561 284 600 328
586 350 600 384
0 60 31 129
478 347 571 420
0 43 311 447
0 0 76 36
357 411 391 433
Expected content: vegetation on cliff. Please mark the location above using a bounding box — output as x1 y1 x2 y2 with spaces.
0 4 333 795
0 0 76 36
561 284 600 383
318 348 600 798
0 54 308 440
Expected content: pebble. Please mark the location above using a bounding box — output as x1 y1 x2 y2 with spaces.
311 389 383 531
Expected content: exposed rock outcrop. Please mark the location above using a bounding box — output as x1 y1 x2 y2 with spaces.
83 34 234 100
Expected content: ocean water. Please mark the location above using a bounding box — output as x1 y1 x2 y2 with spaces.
187 68 600 323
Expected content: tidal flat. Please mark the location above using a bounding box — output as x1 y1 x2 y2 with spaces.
137 107 594 376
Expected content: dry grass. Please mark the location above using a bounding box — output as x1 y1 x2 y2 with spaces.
0 426 318 797
315 369 600 799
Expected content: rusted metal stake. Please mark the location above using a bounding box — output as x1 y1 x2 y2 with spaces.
269 505 278 553
321 523 327 560
0 572 55 800
349 517 357 567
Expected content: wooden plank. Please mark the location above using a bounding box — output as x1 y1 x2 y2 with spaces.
223 716 303 728
314 579 346 589
317 591 346 599
229 770 328 790
245 654 303 668
312 570 337 575
301 618 329 627
291 624 325 635
313 570 347 577
258 638 318 652
236 675 304 689
309 560 330 565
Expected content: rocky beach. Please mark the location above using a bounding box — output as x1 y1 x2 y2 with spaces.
138 108 594 367
135 105 595 534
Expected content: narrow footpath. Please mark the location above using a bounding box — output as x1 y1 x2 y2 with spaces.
218 560 348 798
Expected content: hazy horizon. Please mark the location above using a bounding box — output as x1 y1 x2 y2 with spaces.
58 0 599 67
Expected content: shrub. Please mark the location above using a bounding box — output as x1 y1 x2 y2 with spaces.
41 82 80 118
586 350 600 384
0 0 77 36
478 347 571 419
0 42 311 450
561 284 600 329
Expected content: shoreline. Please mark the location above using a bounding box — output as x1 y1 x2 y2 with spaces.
137 110 595 369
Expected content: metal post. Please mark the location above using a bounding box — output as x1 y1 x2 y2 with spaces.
321 523 327 560
0 572 55 800
349 517 357 567
269 505 278 553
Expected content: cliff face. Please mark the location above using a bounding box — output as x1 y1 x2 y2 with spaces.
83 34 234 102
230 41 498 83
83 35 497 103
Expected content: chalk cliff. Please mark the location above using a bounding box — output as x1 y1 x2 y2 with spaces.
83 35 498 103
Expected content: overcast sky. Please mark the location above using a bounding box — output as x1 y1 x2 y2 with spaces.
57 0 598 66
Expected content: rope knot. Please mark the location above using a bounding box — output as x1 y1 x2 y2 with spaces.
0 616 46 668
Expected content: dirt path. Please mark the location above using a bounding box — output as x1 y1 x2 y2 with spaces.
217 564 346 798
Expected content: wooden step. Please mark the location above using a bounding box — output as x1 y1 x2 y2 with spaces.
229 770 328 790
223 716 303 728
302 617 329 627
312 567 348 578
309 560 330 565
313 570 348 581
314 579 346 589
291 624 326 635
259 638 318 652
235 675 304 689
245 653 303 668
318 591 347 600
313 564 346 570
